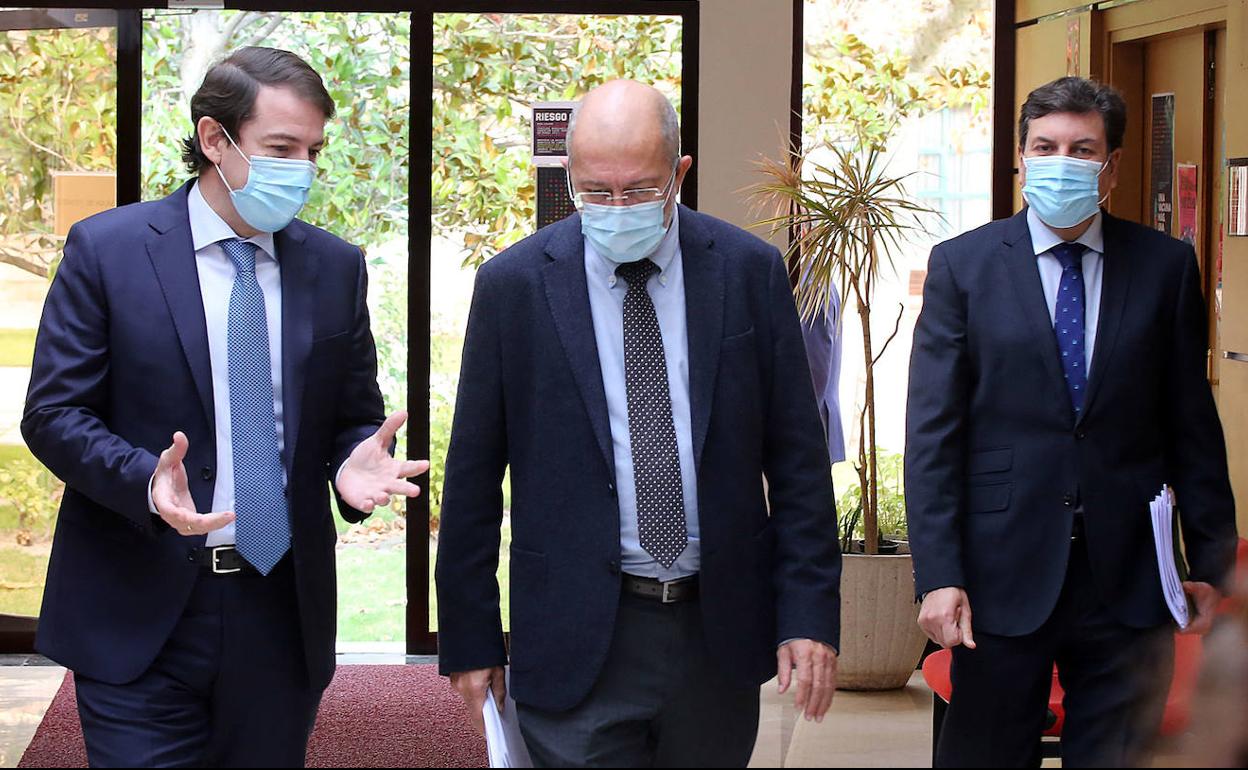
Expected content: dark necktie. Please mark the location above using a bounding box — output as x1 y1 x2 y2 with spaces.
221 238 290 575
1051 241 1088 417
615 258 687 569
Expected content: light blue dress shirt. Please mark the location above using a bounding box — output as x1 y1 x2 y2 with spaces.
584 209 700 581
1027 207 1105 375
187 181 284 547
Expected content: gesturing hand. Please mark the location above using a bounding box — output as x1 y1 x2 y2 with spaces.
152 431 235 536
337 410 431 513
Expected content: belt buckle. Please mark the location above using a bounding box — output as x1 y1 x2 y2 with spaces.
211 545 241 575
661 580 676 604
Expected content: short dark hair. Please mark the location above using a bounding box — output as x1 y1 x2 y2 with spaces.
1018 76 1127 153
181 46 335 174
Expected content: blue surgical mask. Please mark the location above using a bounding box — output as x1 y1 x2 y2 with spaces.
214 127 316 233
580 199 669 263
1021 155 1108 229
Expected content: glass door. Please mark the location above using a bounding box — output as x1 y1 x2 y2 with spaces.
0 7 120 650
415 2 697 654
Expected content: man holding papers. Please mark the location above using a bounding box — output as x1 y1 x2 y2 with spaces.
906 76 1237 768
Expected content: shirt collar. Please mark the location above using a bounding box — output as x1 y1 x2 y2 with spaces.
586 206 681 288
1027 206 1104 257
188 180 277 260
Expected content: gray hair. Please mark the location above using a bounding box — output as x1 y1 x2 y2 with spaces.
565 92 681 167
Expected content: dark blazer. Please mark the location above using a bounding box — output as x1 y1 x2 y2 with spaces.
22 181 385 690
905 208 1237 637
435 205 842 712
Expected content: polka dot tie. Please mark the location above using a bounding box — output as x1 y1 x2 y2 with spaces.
1051 242 1088 417
615 258 687 569
221 238 290 575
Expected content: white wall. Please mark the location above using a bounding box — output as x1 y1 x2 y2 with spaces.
696 0 794 247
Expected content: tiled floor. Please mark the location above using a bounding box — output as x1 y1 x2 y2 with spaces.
0 660 936 768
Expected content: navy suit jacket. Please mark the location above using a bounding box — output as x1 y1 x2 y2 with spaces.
435 205 842 712
905 209 1237 637
22 181 385 690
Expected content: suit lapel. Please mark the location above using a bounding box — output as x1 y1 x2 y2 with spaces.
678 208 724 468
1079 213 1131 426
542 215 616 478
1001 210 1074 421
276 222 317 472
146 183 214 430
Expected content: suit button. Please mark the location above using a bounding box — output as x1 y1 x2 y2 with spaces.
1063 495 1076 507
607 483 617 497
1075 431 1086 440
607 559 620 575
201 466 215 481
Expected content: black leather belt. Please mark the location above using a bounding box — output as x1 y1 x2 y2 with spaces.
187 545 261 576
622 574 699 604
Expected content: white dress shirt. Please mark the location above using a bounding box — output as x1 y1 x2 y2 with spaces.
1027 207 1105 375
187 181 285 547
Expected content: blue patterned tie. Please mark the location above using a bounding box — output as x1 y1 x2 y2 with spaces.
222 238 290 575
1051 242 1088 417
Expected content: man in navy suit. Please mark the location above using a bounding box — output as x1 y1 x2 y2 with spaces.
436 80 842 767
23 47 427 767
906 76 1237 767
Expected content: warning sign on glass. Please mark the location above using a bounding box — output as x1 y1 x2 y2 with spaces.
532 102 577 167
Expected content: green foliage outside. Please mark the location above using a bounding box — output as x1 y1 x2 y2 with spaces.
0 27 116 278
837 451 907 551
433 13 682 267
804 32 990 152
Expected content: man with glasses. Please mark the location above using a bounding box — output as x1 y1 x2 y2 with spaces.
23 47 426 766
437 79 842 767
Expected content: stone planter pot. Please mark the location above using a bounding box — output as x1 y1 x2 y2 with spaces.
836 552 928 691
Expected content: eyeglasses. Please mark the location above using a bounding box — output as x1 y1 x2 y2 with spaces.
566 162 679 208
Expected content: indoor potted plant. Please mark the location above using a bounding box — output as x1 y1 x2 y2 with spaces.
749 136 933 690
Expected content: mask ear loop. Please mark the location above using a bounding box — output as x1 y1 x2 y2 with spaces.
212 123 252 194
1095 158 1111 207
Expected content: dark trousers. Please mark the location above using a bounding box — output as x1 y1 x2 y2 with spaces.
936 537 1175 768
74 557 324 768
516 588 761 768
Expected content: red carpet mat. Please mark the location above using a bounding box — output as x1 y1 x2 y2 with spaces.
18 665 488 768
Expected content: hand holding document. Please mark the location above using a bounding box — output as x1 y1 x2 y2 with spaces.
484 670 532 768
1149 486 1191 629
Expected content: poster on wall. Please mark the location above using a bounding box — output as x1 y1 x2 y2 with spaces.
1230 160 1248 237
531 101 578 229
1177 164 1198 247
1150 93 1175 235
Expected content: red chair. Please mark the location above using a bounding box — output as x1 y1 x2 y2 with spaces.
921 537 1248 763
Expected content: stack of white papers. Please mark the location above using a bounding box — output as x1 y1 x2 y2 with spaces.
1149 486 1190 630
483 671 532 768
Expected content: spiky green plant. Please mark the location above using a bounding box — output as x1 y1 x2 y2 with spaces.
750 135 936 554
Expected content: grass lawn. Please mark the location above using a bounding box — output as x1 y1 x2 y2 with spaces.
336 545 407 643
334 522 512 641
0 328 36 368
0 546 47 616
